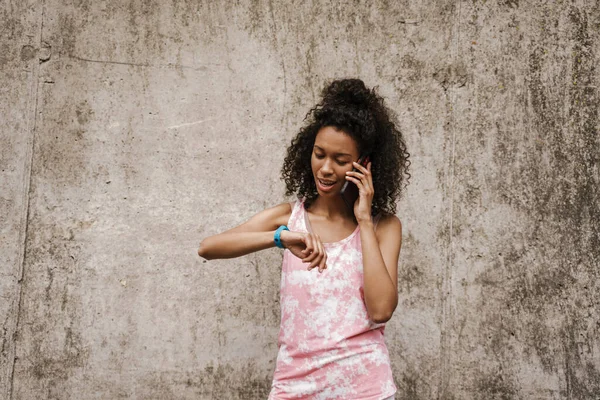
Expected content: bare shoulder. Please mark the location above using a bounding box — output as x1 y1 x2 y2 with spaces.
223 201 293 234
375 214 403 241
270 201 294 227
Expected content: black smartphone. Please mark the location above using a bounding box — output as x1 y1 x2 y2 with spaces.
340 154 370 212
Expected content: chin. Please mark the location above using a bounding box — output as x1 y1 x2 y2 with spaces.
316 184 340 196
318 190 338 196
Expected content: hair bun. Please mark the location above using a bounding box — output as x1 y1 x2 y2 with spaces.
321 78 375 108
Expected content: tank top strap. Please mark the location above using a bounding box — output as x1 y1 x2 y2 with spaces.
286 198 306 232
373 213 382 231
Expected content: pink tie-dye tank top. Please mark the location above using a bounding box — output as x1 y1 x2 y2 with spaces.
268 199 396 400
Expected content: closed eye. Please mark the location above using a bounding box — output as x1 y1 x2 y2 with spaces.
315 154 348 165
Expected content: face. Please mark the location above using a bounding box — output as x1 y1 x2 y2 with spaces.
311 126 360 196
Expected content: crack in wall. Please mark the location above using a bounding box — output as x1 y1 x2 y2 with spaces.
8 1 45 399
438 1 462 398
68 54 223 70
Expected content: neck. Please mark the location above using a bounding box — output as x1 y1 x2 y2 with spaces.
309 195 354 220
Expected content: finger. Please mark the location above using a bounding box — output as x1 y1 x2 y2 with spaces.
315 236 325 272
301 235 315 262
315 235 327 272
303 236 319 265
353 162 373 181
345 175 364 188
347 169 369 181
303 251 317 265
315 235 327 273
318 250 328 273
349 172 373 190
308 235 325 270
353 161 368 173
345 170 364 179
359 165 374 189
308 237 324 269
347 172 369 190
308 252 321 270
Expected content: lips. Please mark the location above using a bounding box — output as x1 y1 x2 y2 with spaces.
316 178 337 192
318 179 336 186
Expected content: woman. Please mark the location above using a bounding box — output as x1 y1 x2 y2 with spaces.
198 78 410 399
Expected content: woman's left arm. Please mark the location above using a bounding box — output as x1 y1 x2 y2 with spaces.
359 216 402 323
345 160 402 323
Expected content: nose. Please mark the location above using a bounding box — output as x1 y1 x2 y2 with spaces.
320 158 334 175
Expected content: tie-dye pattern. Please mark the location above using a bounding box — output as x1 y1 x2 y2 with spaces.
269 199 396 400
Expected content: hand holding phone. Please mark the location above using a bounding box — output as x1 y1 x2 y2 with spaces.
340 154 370 212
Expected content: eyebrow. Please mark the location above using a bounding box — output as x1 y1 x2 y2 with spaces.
313 145 353 157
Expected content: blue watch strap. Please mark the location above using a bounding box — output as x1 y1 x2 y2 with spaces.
274 225 289 249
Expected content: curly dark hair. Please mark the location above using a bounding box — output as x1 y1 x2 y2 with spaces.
280 78 411 217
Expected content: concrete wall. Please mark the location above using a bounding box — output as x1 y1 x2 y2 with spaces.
1 1 598 398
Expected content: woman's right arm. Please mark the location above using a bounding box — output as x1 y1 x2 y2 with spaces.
197 202 292 260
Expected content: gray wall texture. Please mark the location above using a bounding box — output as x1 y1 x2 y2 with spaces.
1 0 599 399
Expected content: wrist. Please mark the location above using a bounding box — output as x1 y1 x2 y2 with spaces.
279 230 291 248
357 217 374 228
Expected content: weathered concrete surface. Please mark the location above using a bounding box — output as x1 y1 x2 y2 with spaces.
0 0 44 397
1 0 599 399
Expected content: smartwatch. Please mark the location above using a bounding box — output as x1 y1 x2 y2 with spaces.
274 225 289 249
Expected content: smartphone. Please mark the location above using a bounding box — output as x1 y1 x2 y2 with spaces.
340 154 370 212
